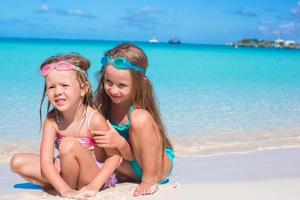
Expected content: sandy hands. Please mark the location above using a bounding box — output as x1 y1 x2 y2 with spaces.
60 189 87 200
79 183 101 197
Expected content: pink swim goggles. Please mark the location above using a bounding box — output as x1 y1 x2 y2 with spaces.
40 61 86 76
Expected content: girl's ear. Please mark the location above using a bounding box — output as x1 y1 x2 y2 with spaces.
143 77 148 85
80 82 89 97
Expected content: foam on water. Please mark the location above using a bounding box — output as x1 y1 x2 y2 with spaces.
172 129 300 157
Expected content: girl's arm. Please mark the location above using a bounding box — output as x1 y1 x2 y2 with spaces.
92 120 134 161
87 148 120 188
116 133 134 161
80 112 121 196
40 118 74 196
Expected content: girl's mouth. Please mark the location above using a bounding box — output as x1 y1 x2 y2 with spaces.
55 98 66 106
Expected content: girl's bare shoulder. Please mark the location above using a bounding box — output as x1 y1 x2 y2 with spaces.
130 109 153 127
89 109 107 130
43 116 58 129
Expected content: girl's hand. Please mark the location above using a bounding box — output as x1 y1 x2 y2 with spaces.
61 190 87 200
91 120 124 149
79 183 101 197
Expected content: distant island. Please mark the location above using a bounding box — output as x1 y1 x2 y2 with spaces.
229 38 300 49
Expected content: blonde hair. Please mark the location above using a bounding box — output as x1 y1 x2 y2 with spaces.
39 53 96 129
95 43 173 150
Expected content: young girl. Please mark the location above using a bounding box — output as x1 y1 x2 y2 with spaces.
92 43 174 196
10 53 121 199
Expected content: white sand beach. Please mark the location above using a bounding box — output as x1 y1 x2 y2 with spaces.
1 148 300 200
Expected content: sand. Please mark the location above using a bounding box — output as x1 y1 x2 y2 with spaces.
1 148 300 200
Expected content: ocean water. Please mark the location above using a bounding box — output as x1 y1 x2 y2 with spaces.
1 38 300 161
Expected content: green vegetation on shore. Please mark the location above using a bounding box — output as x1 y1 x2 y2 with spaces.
231 38 300 49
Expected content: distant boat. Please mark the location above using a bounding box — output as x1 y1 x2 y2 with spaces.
168 38 181 44
149 36 159 43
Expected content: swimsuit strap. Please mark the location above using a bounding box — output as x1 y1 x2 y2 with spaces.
129 105 134 112
128 105 134 120
87 110 98 130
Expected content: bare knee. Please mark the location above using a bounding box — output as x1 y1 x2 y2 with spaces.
10 153 25 173
59 137 79 156
130 109 160 145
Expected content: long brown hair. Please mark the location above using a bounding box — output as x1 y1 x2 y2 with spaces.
39 53 95 129
95 43 173 150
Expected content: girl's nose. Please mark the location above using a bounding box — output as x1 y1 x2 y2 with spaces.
54 87 63 96
109 85 119 95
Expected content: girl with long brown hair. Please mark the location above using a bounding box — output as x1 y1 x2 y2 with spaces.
93 43 174 196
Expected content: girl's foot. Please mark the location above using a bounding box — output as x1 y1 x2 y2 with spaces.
133 182 159 196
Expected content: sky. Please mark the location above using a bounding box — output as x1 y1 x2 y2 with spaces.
0 0 300 44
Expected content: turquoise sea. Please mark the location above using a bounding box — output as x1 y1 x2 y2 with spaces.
1 38 300 160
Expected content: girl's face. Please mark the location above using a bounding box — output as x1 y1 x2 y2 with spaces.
45 69 84 112
103 64 133 104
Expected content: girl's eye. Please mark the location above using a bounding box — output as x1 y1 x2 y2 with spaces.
118 84 126 88
104 79 112 86
62 84 69 87
48 86 54 90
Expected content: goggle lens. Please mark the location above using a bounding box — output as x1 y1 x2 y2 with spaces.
101 56 145 74
40 61 86 76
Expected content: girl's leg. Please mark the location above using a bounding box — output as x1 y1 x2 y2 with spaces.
116 160 137 183
129 111 172 196
10 153 60 187
59 138 80 189
58 137 101 189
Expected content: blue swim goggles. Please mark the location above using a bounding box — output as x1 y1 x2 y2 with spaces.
101 56 146 74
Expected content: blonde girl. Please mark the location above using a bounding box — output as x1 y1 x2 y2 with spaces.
10 53 121 199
